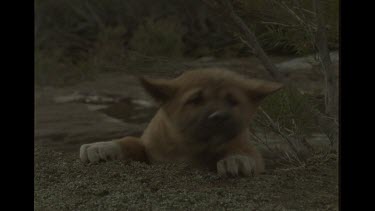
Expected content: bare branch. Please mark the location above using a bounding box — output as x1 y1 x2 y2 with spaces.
249 130 275 153
260 21 297 28
205 0 285 82
258 107 300 156
313 0 338 118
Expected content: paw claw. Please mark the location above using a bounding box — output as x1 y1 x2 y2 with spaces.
79 141 122 163
216 155 257 177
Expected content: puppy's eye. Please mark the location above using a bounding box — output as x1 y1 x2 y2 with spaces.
186 93 203 105
226 94 238 106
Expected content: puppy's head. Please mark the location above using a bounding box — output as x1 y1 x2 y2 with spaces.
140 68 283 144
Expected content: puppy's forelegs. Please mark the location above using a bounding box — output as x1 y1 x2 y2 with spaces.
216 141 264 177
80 137 147 163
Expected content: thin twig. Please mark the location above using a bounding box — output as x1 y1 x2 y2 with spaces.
259 107 300 156
260 21 296 28
250 131 274 153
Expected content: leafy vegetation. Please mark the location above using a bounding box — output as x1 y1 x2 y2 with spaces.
35 0 338 86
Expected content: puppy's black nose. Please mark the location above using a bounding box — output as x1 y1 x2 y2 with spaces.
208 111 231 122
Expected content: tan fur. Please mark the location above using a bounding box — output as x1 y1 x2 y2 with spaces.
80 68 282 176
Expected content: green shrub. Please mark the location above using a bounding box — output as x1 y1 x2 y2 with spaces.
238 0 339 55
35 49 83 86
35 0 339 86
36 48 103 86
81 26 128 73
254 86 321 137
129 18 185 58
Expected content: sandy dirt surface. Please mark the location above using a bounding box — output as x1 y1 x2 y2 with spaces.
34 56 338 210
35 145 338 210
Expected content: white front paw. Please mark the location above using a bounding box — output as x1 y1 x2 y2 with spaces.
217 155 256 177
80 141 123 163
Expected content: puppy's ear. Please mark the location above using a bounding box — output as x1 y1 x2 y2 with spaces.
139 77 177 104
244 79 284 102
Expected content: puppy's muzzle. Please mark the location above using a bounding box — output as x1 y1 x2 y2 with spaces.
207 110 231 122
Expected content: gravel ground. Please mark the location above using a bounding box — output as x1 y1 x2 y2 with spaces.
34 144 338 211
